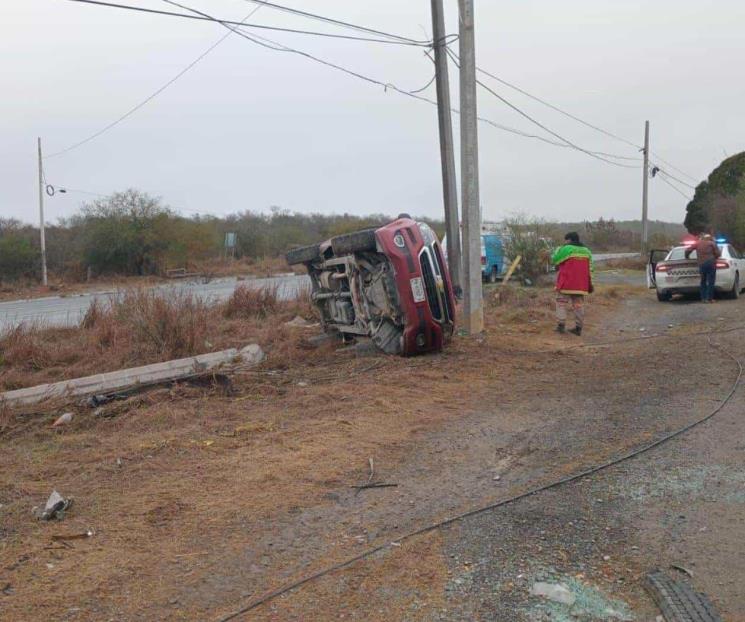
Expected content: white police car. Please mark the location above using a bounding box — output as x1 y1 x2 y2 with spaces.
648 239 745 301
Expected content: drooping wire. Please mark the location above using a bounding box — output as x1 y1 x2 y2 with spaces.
240 0 434 45
471 61 642 151
46 3 267 158
162 0 639 164
657 172 693 201
650 152 699 183
445 48 638 169
650 164 697 189
65 0 440 47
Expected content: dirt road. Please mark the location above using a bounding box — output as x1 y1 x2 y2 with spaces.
2 281 744 621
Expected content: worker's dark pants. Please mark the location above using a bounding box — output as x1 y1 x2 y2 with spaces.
699 259 716 301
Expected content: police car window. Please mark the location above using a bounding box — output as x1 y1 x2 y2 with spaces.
728 245 740 259
668 248 693 260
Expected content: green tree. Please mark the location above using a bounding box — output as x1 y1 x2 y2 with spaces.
76 189 174 275
684 152 745 246
0 234 37 281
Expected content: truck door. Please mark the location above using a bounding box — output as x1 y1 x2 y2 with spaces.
647 249 668 288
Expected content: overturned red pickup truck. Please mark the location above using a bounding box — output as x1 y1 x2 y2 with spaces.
286 216 456 356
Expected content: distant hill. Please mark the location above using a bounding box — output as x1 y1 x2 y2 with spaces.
684 152 745 246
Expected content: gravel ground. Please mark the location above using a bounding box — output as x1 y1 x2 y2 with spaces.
241 284 745 621
5 280 744 621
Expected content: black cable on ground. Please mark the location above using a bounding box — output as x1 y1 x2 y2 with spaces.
216 327 745 621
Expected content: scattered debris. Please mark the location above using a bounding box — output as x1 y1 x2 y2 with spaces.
670 563 694 578
51 412 73 427
352 457 397 491
85 393 128 408
283 316 319 328
51 529 94 541
35 490 73 521
530 581 576 606
646 571 723 622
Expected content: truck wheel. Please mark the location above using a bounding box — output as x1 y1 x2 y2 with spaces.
645 571 723 622
487 267 498 283
657 290 672 302
286 244 320 266
330 229 378 255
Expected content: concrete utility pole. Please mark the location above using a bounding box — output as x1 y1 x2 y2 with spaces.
37 137 48 287
458 0 483 334
430 0 462 296
641 120 650 256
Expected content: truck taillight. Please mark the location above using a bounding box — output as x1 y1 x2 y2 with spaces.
655 264 669 272
481 256 487 265
716 260 730 269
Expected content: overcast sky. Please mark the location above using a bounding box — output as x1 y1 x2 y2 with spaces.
2 0 744 225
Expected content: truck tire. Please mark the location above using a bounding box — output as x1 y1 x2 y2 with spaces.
286 244 320 266
330 229 378 255
487 267 498 284
645 572 723 622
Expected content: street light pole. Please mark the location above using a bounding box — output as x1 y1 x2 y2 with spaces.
37 137 48 287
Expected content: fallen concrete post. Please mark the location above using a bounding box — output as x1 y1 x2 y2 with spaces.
1 344 264 407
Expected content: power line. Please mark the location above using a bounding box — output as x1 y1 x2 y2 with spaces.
471 61 642 151
454 50 705 181
445 48 638 169
167 1 637 162
650 152 699 183
650 162 697 189
65 0 438 47
240 0 432 45
47 3 266 158
657 172 693 201
59 0 641 171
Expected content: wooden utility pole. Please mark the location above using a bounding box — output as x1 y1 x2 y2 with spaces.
641 120 650 255
430 0 462 295
37 137 48 287
458 0 483 334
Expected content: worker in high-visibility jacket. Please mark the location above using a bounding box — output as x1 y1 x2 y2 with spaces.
551 232 593 336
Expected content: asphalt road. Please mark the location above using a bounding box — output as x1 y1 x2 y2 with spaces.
0 253 636 330
0 274 310 330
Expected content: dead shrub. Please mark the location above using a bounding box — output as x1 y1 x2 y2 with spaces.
110 289 210 359
284 285 316 320
0 324 51 371
223 285 280 319
80 298 105 329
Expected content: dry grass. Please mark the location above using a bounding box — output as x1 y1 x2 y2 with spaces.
596 256 647 271
0 274 643 621
0 286 319 393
